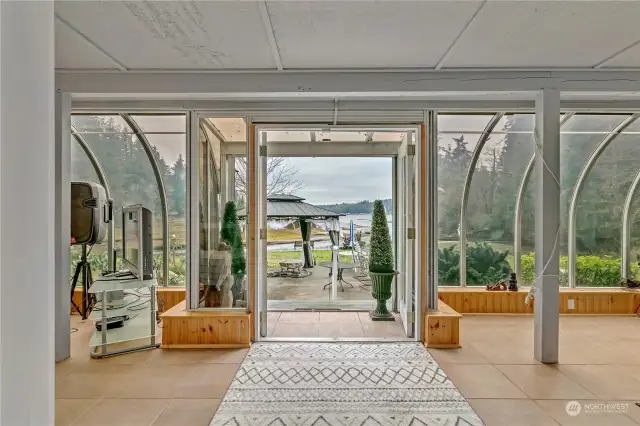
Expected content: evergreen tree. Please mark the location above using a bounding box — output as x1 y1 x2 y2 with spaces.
221 201 246 275
171 154 186 215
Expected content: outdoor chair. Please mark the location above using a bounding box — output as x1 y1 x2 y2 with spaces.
353 244 371 286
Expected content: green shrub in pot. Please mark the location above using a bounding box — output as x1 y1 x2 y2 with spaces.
368 200 397 321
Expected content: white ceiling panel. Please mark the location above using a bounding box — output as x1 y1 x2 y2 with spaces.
55 1 275 70
444 1 640 68
266 0 483 68
55 19 121 70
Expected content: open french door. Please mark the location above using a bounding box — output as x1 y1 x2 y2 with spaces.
257 130 269 338
397 131 416 338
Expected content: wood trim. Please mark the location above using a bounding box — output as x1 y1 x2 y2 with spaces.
419 123 427 341
161 300 248 317
248 124 256 340
424 300 461 349
161 301 252 347
161 343 250 349
438 287 640 315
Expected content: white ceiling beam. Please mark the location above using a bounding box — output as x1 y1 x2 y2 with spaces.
55 13 128 72
257 1 283 71
226 141 400 156
57 71 640 98
434 0 487 70
70 98 640 113
593 38 640 69
69 99 536 112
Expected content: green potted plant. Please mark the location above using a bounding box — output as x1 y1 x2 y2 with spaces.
221 201 246 306
368 200 397 321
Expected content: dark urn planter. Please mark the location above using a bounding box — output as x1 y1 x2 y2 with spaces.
232 273 246 306
369 271 398 321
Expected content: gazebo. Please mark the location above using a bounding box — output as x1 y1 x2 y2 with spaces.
238 194 342 268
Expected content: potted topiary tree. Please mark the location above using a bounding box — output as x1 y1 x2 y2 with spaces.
368 199 397 321
221 201 246 306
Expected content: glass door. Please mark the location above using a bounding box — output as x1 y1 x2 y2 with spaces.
257 130 269 337
398 131 415 338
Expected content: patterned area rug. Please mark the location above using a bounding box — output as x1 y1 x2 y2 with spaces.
210 342 484 426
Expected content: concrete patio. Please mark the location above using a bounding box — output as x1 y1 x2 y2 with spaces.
267 266 373 302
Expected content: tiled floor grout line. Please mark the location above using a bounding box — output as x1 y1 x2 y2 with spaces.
147 398 172 426
67 397 103 426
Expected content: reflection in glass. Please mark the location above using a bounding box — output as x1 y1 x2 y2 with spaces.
198 119 247 308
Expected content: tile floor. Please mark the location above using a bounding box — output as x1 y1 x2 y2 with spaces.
57 314 640 426
266 311 409 339
431 315 640 426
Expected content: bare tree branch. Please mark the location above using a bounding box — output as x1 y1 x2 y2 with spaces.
234 156 304 198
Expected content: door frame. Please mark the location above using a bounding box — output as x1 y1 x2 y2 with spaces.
250 124 422 342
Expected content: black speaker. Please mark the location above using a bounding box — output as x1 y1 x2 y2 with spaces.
71 181 109 246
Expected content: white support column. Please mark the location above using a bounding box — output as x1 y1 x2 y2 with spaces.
0 1 55 424
55 93 71 362
534 89 561 364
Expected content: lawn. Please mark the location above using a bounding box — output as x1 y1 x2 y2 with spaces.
267 249 352 268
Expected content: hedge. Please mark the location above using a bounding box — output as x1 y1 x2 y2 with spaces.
520 253 637 287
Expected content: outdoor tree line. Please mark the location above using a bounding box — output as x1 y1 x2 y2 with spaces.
438 114 640 257
71 114 640 264
70 116 186 229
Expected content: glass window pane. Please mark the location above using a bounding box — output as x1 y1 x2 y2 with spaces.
130 114 186 133
70 135 109 281
143 133 186 287
438 130 484 287
622 117 640 133
71 136 101 184
71 115 131 133
562 114 628 133
438 114 494 132
494 114 535 133
77 129 164 282
575 134 640 286
199 117 246 308
465 115 535 286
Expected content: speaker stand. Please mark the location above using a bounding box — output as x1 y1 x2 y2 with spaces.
70 244 95 320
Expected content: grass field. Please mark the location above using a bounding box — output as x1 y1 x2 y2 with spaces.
267 249 352 268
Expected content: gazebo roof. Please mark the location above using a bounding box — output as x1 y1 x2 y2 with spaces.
237 194 342 219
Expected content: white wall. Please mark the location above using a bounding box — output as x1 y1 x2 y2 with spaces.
0 2 55 424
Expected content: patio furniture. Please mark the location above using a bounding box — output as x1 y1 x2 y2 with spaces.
319 261 357 292
238 194 341 268
268 258 311 278
280 259 304 276
353 244 372 287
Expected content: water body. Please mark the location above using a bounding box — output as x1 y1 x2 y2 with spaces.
267 213 393 252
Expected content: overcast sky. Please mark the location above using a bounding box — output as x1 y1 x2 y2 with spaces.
285 157 392 205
